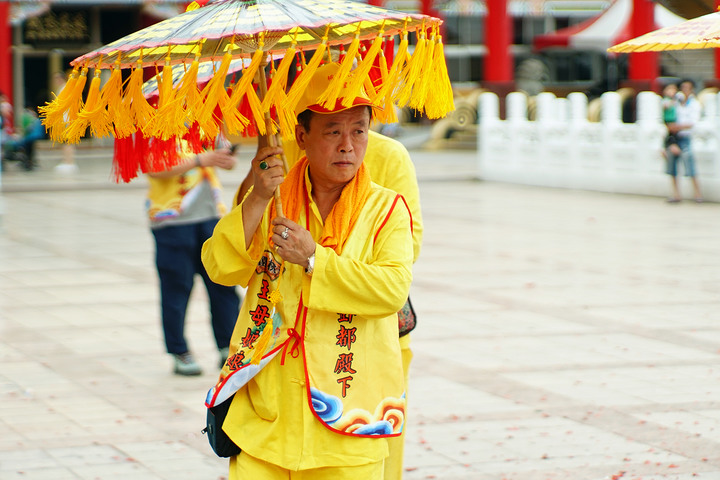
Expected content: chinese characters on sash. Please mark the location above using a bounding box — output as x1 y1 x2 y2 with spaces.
335 314 357 397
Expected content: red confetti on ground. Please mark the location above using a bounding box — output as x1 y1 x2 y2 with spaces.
610 471 626 480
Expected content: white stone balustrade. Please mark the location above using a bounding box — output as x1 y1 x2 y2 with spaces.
477 90 720 201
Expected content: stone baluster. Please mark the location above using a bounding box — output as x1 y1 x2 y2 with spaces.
478 92 500 124
506 92 528 122
535 92 556 123
601 91 622 125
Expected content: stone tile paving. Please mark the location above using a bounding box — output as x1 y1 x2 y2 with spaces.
2 145 720 479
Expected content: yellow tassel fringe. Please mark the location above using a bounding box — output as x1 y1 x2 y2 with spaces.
196 51 233 139
373 51 398 124
65 67 89 126
39 67 80 142
426 34 455 119
124 63 156 135
226 46 265 135
250 315 274 365
372 32 408 116
284 35 327 114
261 44 296 113
409 32 435 111
396 30 427 107
317 32 359 109
177 58 201 122
341 32 384 108
97 65 127 138
44 67 86 142
146 60 187 140
65 71 104 143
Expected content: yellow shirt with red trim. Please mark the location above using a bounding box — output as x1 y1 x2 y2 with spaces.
202 168 413 470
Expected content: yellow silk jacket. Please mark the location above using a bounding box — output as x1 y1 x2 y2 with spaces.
201 169 413 468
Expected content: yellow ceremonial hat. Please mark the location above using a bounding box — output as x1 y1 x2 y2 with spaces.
294 62 373 116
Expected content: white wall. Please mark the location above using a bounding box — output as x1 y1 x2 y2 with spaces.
477 91 720 201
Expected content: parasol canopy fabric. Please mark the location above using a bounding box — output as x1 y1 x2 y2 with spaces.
608 9 720 52
72 0 430 69
39 0 454 182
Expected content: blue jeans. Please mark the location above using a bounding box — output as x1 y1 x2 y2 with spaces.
152 218 240 355
666 136 696 177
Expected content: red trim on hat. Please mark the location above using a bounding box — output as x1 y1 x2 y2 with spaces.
307 97 373 114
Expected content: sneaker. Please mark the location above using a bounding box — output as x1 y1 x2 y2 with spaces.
54 163 78 174
219 347 230 369
173 352 203 376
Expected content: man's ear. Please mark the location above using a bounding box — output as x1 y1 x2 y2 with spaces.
295 124 307 151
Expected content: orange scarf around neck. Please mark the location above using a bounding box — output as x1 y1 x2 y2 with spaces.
269 156 370 255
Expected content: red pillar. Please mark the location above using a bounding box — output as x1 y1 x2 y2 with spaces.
0 3 12 99
420 0 440 18
628 0 658 90
484 0 514 93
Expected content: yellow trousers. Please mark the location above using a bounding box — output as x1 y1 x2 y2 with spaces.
384 336 413 480
230 452 384 480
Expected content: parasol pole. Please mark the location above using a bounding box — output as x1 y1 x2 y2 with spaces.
257 56 287 218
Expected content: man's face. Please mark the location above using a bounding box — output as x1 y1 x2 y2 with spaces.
680 81 693 99
296 106 370 189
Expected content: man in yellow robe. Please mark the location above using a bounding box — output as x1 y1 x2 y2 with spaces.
202 63 414 479
232 93 423 480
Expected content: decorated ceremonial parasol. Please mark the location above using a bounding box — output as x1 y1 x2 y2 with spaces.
40 0 454 182
608 9 720 52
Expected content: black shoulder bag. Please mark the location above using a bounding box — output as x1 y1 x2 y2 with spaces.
202 395 241 458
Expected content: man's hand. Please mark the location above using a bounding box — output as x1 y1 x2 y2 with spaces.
271 217 316 268
249 146 285 201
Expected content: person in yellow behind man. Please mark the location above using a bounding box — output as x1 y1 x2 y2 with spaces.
232 91 423 480
201 62 414 479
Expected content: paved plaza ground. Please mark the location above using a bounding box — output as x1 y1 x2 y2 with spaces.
2 137 720 480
